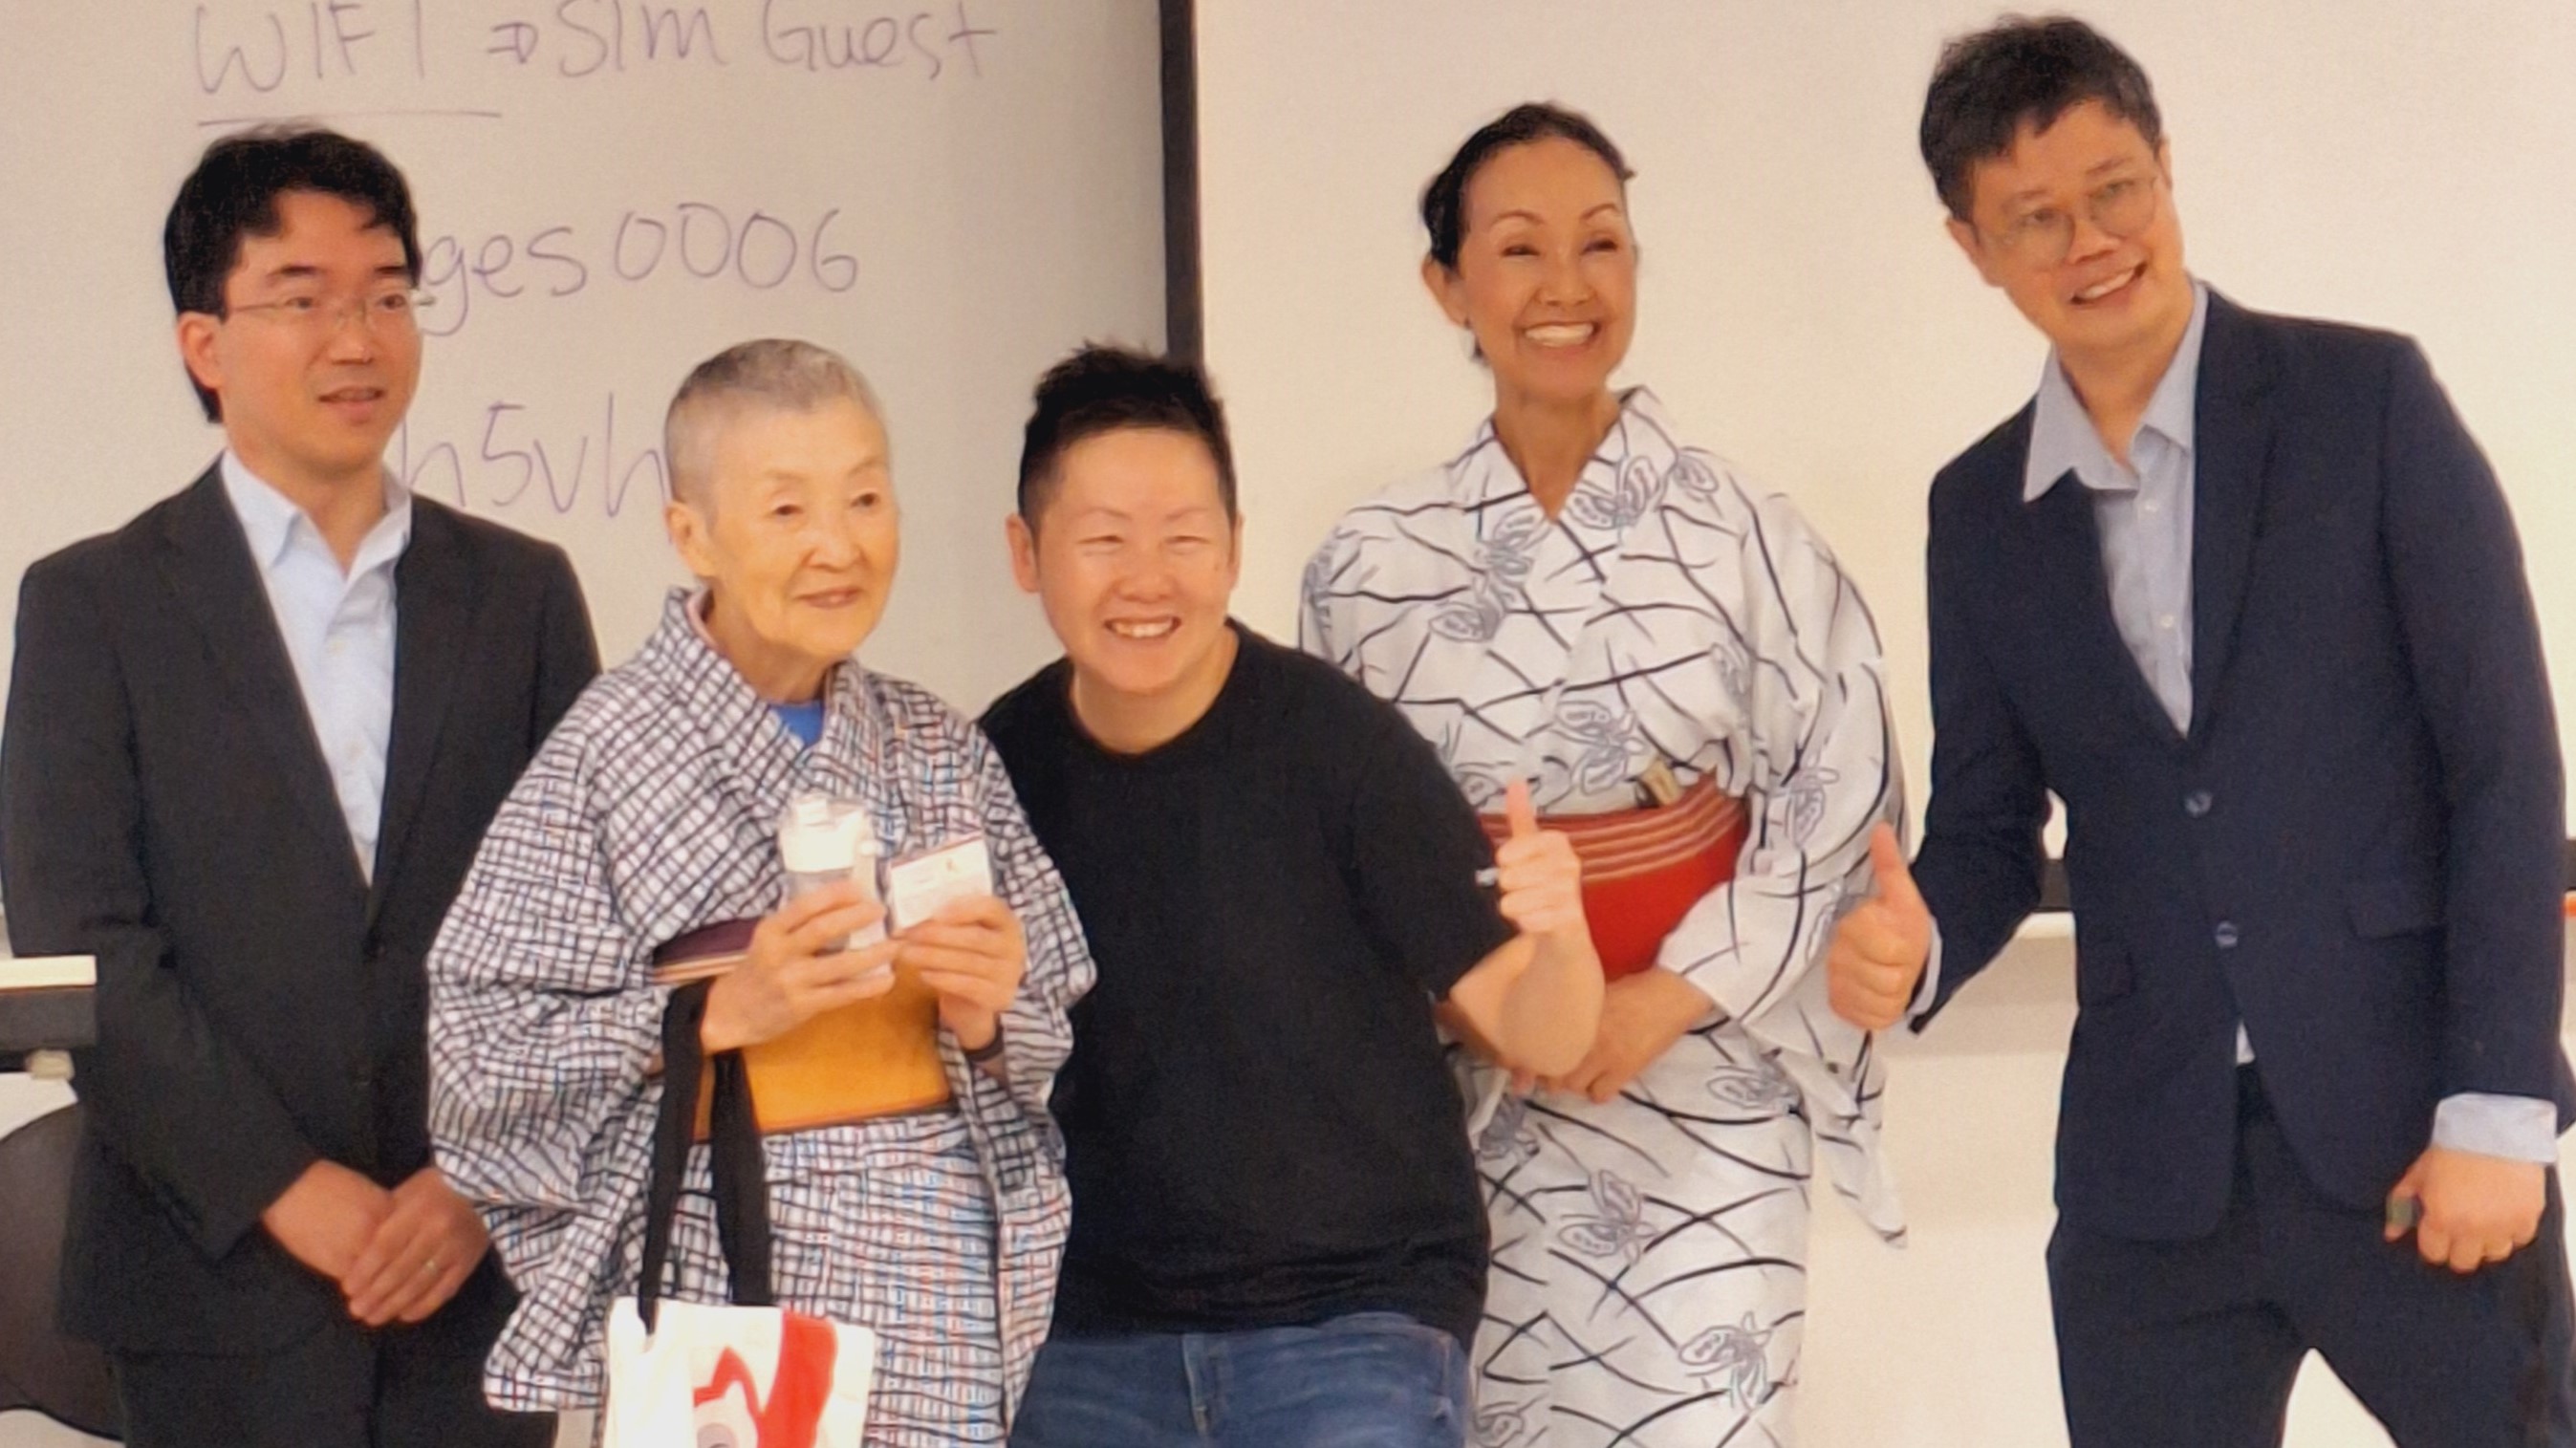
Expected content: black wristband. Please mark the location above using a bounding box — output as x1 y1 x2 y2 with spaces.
963 1021 1007 1065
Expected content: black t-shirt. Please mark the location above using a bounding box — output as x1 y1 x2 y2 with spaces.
980 625 1515 1348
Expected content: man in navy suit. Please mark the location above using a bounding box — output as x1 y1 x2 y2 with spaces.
1828 17 2575 1446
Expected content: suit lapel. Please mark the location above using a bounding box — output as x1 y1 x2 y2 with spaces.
370 501 482 921
154 467 369 897
2185 293 2279 740
2018 463 2187 748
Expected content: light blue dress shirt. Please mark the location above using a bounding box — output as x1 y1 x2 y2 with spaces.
220 453 413 882
1923 281 2554 1163
2024 284 2204 732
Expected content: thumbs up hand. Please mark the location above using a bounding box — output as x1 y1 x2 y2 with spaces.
1493 779 1586 941
1827 823 1934 1031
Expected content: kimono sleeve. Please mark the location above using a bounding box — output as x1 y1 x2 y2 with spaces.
425 719 661 1252
1656 487 1904 1034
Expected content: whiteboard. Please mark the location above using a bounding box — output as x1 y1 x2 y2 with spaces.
1196 0 2576 833
0 0 1167 713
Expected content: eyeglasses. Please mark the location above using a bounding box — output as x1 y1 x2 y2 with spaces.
225 288 433 335
1988 171 2164 266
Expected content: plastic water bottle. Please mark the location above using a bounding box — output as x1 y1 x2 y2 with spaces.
777 793 889 963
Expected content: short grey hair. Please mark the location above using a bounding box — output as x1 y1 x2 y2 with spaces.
663 338 887 508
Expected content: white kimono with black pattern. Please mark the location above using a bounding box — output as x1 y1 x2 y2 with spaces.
426 590 1094 1444
1302 391 1905 1448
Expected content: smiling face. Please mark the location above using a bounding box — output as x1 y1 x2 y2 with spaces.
175 189 421 494
1948 98 2192 377
665 396 898 702
1007 425 1242 750
1426 136 1637 411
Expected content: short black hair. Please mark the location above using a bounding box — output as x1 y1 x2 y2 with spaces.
163 125 422 421
1421 102 1634 271
1016 345 1238 524
1920 15 2163 223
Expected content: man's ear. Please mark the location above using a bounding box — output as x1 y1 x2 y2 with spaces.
1007 511 1040 594
1946 215 2005 290
176 313 224 400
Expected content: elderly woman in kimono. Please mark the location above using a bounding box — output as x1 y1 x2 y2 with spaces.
425 339 1093 1444
1301 105 1906 1447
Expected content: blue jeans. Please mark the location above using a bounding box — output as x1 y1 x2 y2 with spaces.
1009 1312 1471 1448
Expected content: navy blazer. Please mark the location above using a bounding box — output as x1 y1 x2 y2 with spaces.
1914 291 2571 1241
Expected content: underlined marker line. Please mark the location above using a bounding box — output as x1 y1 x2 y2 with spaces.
195 108 505 127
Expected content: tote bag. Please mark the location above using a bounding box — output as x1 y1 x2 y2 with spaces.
602 982 878 1448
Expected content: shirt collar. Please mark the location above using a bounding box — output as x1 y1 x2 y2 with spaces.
219 450 415 575
2024 279 2210 503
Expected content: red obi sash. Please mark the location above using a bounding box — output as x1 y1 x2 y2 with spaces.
1479 775 1749 980
652 919 952 1139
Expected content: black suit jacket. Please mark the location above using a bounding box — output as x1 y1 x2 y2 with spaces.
1 465 597 1352
1915 292 2572 1240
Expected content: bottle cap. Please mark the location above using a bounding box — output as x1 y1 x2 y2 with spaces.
779 794 868 875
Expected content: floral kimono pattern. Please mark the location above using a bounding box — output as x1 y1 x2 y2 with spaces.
1303 392 1904 1446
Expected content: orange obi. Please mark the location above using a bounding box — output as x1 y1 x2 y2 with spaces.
651 919 953 1139
1480 775 1749 980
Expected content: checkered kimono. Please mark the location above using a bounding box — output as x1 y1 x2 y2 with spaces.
427 590 1093 1442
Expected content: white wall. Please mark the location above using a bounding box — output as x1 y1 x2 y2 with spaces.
1196 0 2576 831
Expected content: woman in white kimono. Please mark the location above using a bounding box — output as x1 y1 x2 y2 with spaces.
1302 106 1904 1448
426 340 1094 1444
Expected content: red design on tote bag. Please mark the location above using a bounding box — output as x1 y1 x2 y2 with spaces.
689 1313 841 1447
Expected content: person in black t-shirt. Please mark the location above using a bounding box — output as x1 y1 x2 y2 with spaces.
982 346 1605 1448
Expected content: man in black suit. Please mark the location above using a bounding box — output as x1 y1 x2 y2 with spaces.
1827 17 2574 1448
1 127 596 1447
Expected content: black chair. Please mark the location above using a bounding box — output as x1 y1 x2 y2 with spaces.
0 1102 120 1439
